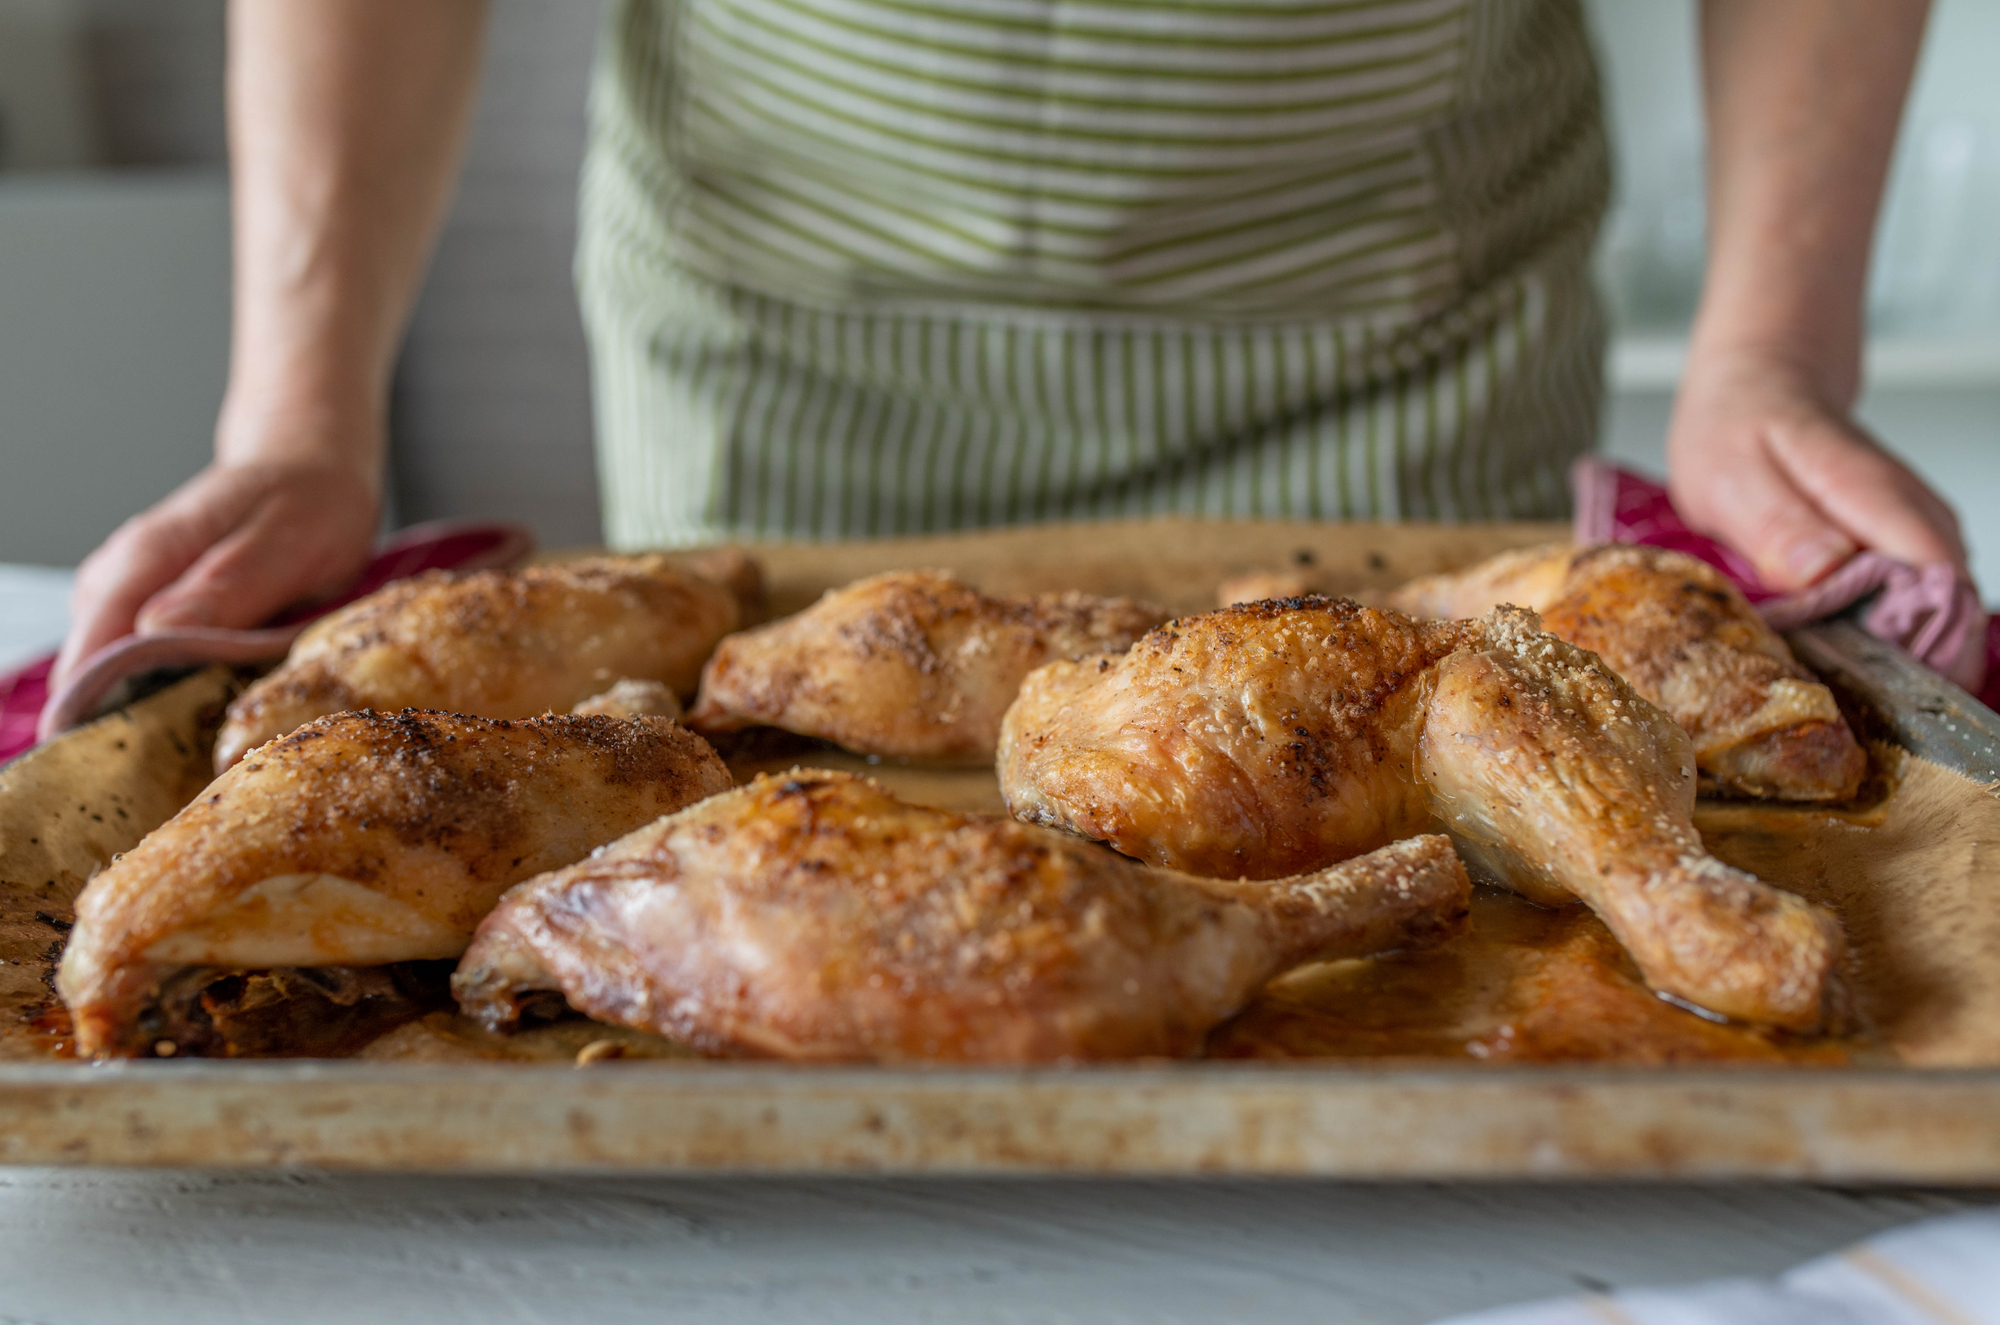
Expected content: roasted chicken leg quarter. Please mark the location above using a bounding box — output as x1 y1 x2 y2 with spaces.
998 597 1845 1031
453 770 1471 1062
688 571 1165 763
1385 543 1866 800
60 709 733 1057
214 551 762 770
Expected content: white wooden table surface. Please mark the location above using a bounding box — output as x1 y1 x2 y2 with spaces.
2 1171 1993 1325
3 566 1994 1325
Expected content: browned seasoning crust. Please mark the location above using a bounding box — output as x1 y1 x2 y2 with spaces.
454 769 1470 1063
214 553 761 771
688 570 1166 763
59 708 733 1057
1386 543 1866 800
998 596 1844 1030
1005 597 1478 879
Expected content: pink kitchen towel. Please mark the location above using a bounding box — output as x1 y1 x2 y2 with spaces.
0 657 50 767
1572 456 1995 704
0 520 534 765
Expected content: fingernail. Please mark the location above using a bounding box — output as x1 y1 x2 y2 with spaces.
1785 534 1853 584
138 600 213 631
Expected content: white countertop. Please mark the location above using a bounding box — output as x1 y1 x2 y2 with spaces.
1 564 1992 1324
0 563 69 674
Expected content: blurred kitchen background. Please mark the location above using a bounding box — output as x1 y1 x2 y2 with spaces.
1 0 1998 670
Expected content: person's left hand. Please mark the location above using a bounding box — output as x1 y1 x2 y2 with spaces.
1665 347 1967 594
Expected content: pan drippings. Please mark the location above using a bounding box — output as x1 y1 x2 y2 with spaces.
1210 887 1868 1065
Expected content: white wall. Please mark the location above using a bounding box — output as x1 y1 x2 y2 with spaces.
1586 0 2000 334
389 1 603 549
0 172 229 566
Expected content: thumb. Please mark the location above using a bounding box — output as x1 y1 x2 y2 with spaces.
1675 448 1855 592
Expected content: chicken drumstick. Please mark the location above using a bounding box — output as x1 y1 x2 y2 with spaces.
454 769 1470 1062
998 598 1844 1030
1385 544 1866 800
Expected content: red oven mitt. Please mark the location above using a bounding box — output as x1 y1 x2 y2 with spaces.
0 521 534 764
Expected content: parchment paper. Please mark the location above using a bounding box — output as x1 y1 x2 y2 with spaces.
4 518 1994 1067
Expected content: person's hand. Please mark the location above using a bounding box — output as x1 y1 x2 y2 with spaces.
52 457 380 689
1665 347 1966 592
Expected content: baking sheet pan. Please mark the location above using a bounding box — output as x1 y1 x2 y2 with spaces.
3 517 1998 1178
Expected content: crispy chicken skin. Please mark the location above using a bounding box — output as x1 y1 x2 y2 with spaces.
1384 544 1866 800
687 571 1165 763
60 709 733 1057
998 598 1844 1030
213 552 762 771
454 770 1470 1062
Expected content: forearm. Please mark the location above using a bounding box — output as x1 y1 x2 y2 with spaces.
1666 0 1962 598
221 0 489 475
1691 0 1929 406
53 0 486 675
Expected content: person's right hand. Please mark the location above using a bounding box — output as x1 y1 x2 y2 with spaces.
52 457 380 690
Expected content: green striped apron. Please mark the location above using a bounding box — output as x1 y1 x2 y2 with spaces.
576 0 1609 546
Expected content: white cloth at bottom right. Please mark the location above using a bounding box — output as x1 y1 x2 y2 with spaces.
1435 1210 2000 1325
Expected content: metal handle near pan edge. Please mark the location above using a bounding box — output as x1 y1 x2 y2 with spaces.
1787 615 2000 785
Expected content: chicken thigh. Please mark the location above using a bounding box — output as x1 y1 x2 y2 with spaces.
60 709 733 1057
214 551 761 770
1385 544 1865 800
688 571 1165 763
454 769 1470 1062
999 597 1843 1030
